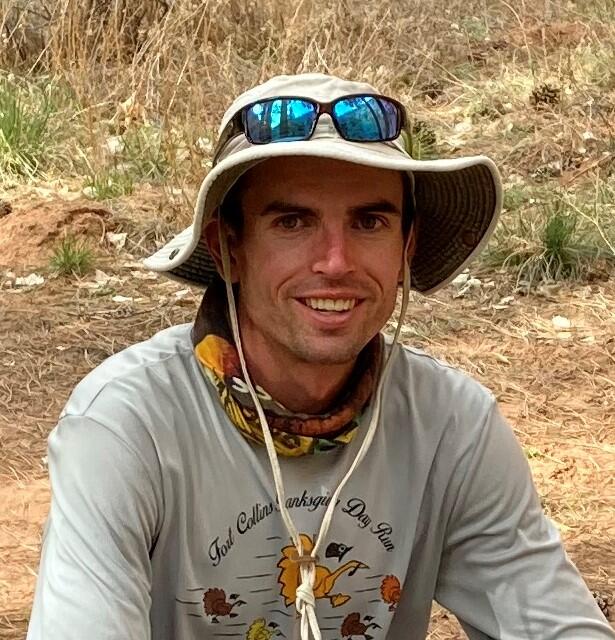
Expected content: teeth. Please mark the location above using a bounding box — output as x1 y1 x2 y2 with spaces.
305 298 356 312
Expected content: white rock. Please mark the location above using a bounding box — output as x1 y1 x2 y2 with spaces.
106 232 127 249
452 271 470 286
552 315 572 330
112 295 133 303
15 273 44 287
82 186 97 198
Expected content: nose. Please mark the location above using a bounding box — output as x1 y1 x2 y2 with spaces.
311 224 355 278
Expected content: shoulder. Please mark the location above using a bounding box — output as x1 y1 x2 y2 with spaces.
380 338 502 470
61 323 200 420
53 323 211 477
389 339 496 418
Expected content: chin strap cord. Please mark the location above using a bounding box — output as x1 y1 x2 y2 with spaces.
218 223 411 640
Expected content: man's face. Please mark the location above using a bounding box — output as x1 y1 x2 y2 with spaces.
226 156 405 367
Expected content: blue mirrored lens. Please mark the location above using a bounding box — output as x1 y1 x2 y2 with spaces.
244 99 317 143
332 96 400 141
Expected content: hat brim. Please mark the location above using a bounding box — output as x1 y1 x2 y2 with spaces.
143 137 502 295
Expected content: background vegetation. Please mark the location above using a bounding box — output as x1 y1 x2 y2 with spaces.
1 0 614 287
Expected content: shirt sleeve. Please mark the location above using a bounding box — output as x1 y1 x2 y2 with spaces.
27 414 162 640
434 401 614 639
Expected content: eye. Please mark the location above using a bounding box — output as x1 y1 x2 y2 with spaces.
355 213 387 230
273 214 310 230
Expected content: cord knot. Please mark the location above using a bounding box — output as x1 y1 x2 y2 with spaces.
295 581 316 612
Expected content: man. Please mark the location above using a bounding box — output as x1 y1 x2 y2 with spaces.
27 74 613 639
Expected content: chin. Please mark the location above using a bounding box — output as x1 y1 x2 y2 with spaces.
292 338 368 366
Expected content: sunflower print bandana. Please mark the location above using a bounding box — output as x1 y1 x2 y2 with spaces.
192 278 382 457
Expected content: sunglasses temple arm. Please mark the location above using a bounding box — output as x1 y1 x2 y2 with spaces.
211 114 242 165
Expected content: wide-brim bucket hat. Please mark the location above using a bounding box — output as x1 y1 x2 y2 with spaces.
144 73 502 294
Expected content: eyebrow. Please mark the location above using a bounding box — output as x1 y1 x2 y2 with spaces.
260 200 314 216
349 200 401 216
259 199 401 216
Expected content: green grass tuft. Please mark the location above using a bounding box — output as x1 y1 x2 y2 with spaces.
487 194 613 290
402 121 438 160
0 74 75 179
49 236 94 276
0 77 53 177
83 168 134 200
122 124 170 181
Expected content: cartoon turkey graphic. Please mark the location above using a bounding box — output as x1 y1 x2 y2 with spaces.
325 542 353 562
341 612 381 639
246 618 284 640
277 534 368 608
203 588 246 622
380 575 401 611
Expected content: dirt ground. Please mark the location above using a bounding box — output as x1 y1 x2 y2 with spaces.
0 192 613 638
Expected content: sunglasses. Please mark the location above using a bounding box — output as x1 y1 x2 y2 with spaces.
212 93 407 164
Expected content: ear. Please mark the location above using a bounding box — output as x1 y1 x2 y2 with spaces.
203 215 240 283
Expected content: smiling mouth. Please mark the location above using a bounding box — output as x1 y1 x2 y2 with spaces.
299 298 359 312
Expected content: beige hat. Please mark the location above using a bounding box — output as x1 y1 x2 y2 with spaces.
144 73 502 294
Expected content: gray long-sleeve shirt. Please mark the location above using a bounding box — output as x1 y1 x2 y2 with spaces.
27 324 614 639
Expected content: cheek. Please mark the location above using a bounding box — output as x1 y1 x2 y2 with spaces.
248 234 308 273
373 246 405 287
236 241 304 298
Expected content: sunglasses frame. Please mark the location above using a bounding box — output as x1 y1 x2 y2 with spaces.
212 93 407 165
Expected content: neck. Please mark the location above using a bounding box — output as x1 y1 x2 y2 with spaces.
238 328 356 415
244 346 356 414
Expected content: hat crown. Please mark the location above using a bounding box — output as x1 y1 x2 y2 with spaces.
219 73 380 134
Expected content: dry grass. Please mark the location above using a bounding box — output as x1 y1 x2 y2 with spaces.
2 0 614 279
1 0 614 185
0 0 614 637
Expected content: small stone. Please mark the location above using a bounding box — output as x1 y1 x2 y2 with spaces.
552 315 572 330
0 199 12 217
